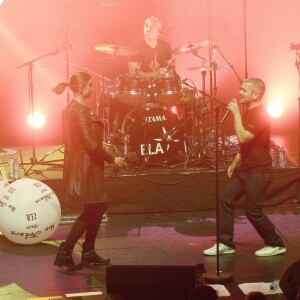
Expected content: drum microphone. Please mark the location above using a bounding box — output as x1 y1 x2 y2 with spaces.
220 110 231 124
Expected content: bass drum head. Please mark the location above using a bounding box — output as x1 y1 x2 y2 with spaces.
122 104 184 164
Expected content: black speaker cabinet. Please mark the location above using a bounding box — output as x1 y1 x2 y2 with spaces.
106 265 197 300
279 260 300 300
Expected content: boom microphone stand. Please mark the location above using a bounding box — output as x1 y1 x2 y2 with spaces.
17 48 65 176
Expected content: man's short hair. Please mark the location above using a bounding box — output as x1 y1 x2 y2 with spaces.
244 77 266 98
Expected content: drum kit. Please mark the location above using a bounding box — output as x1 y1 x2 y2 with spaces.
75 41 235 167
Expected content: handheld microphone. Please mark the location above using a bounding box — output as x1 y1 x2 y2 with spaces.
220 110 231 124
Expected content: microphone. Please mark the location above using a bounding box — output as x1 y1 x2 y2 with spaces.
182 79 194 89
220 110 231 124
289 43 300 51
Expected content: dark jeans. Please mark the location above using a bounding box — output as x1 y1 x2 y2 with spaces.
65 202 108 250
219 170 284 249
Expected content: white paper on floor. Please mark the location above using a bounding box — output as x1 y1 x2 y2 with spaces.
238 282 283 295
208 284 231 297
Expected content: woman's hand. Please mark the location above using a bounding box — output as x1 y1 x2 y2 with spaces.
114 157 125 167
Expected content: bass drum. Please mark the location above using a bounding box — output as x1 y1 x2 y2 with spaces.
122 104 184 164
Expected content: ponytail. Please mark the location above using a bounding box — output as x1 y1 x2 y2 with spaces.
52 82 69 95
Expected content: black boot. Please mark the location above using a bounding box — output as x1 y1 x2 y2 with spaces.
81 242 111 267
54 242 82 270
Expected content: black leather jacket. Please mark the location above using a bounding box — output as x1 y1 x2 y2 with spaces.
62 100 114 206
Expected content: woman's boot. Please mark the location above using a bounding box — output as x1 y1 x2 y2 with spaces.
54 242 82 270
81 242 110 267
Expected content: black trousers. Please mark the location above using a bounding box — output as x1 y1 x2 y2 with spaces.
64 202 108 250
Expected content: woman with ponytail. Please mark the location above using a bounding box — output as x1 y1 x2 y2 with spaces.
53 72 125 270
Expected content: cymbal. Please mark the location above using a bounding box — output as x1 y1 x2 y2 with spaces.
0 148 17 156
187 65 219 71
94 44 137 56
173 40 210 55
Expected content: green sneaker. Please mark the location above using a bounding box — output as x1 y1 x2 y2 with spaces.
203 243 235 256
255 246 286 257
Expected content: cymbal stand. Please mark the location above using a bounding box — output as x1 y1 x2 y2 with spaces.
214 45 243 84
200 65 208 159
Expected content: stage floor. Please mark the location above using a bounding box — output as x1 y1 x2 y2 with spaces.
0 205 299 300
0 145 300 299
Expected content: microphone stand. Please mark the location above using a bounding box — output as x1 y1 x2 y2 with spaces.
17 48 64 176
203 107 233 284
213 43 243 166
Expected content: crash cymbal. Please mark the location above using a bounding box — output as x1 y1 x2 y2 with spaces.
94 44 137 56
173 40 210 55
187 65 219 71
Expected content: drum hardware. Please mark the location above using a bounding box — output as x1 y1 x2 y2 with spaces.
94 44 138 56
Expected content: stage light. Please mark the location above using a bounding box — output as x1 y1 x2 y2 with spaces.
267 102 283 118
28 111 45 129
0 0 4 6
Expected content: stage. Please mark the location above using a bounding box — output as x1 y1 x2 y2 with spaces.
0 145 300 299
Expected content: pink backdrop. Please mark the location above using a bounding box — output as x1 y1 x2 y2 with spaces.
0 0 299 160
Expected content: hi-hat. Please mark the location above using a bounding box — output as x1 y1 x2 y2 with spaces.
173 40 210 55
94 44 137 56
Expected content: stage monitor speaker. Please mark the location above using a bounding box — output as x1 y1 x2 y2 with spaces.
279 260 300 300
106 264 197 300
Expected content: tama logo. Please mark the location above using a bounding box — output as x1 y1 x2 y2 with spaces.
145 114 167 123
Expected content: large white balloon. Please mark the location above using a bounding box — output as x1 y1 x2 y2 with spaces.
0 178 61 244
0 175 9 193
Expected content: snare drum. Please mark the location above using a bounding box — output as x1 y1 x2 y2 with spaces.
153 73 183 104
122 104 184 163
115 74 150 105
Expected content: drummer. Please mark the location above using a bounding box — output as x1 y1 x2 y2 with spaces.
128 16 174 79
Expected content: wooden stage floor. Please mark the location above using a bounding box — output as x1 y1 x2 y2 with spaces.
0 206 300 300
0 145 299 300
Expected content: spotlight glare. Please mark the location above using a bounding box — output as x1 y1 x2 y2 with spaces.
28 112 45 129
267 102 283 118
